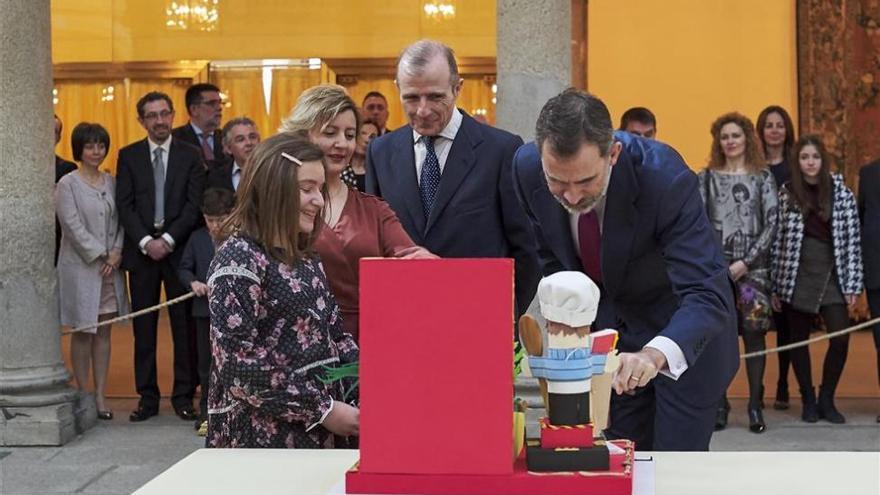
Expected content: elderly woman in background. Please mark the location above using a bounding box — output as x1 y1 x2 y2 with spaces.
280 84 435 341
207 133 359 448
699 112 777 434
56 122 130 420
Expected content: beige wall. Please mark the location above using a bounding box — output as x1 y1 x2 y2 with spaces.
588 0 798 168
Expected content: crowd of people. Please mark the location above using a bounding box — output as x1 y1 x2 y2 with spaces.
53 39 880 450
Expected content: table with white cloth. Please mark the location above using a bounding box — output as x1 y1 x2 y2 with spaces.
134 449 879 495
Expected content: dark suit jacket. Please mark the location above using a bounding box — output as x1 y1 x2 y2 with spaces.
859 159 880 289
513 132 739 407
172 123 225 163
115 138 205 271
366 112 540 317
178 227 215 318
205 158 236 192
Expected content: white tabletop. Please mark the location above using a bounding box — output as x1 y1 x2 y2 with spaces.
135 449 880 495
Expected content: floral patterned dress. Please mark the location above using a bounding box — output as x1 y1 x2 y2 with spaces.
206 234 359 448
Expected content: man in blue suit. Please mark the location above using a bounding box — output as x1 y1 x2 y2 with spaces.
513 89 738 450
366 39 540 318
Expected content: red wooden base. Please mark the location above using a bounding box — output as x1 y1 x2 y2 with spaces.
346 440 634 495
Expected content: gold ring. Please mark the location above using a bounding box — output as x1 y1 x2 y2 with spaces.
629 376 641 382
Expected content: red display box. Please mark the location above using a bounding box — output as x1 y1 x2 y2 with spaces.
346 440 634 495
539 417 594 448
358 259 514 476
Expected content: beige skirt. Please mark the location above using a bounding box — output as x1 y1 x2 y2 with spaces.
97 274 118 316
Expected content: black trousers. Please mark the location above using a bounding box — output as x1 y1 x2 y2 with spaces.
128 259 195 409
195 316 211 420
773 310 792 392
784 303 851 395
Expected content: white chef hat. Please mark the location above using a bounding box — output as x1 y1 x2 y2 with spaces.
537 271 600 327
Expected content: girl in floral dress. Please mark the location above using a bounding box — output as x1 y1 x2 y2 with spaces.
206 133 359 448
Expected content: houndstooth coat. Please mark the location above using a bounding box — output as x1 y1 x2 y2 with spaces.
770 173 863 303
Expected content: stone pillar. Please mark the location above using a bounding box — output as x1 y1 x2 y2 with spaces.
0 0 94 446
496 0 573 141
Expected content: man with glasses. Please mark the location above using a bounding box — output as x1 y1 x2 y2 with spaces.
116 91 205 422
172 83 225 165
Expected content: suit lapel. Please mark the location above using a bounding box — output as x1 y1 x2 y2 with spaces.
601 151 638 295
532 185 581 271
389 128 427 240
138 139 157 214
425 114 480 234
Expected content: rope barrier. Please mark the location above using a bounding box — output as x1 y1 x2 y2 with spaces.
61 291 195 335
741 316 880 359
61 290 878 362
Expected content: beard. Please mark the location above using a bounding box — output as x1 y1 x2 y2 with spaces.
551 166 611 214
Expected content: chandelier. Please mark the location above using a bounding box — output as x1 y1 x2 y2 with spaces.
165 0 220 32
423 1 455 20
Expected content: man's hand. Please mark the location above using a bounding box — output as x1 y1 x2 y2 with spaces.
106 249 122 269
394 246 439 259
145 239 171 261
322 401 360 437
612 347 667 395
190 281 209 297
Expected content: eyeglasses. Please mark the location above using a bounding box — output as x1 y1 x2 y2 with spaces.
199 98 223 108
143 110 173 121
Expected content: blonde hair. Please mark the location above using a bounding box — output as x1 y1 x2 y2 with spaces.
279 84 362 135
225 132 326 265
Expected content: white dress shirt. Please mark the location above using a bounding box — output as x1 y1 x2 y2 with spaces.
412 108 463 183
138 136 176 254
569 196 688 380
190 122 214 152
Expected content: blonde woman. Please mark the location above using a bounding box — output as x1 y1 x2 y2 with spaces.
280 85 435 341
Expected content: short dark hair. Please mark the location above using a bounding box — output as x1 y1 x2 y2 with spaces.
535 88 614 158
185 83 221 114
221 116 258 145
362 92 387 105
71 122 110 161
201 187 236 216
136 91 174 119
619 107 656 131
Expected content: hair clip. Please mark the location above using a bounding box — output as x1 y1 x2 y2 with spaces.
281 152 303 166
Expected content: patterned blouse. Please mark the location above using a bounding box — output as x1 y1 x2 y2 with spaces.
698 169 778 269
206 234 359 448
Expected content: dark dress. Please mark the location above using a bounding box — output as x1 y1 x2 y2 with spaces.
206 234 358 448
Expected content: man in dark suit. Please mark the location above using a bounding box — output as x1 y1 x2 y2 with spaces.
362 91 391 136
205 117 260 192
858 157 880 423
172 83 225 164
366 39 540 319
116 91 205 422
54 114 77 265
513 89 738 451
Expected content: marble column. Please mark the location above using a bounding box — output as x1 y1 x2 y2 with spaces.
496 0 573 141
0 0 94 446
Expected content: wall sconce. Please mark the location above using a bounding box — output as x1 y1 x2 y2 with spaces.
423 1 455 20
100 85 115 102
52 88 59 106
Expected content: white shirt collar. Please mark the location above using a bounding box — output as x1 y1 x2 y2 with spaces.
412 107 463 144
232 161 242 174
190 122 208 138
148 135 172 154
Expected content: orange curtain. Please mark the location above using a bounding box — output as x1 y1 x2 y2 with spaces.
212 69 270 139
341 76 404 130
270 67 325 132
54 78 191 174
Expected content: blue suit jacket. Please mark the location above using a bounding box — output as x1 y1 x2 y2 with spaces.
513 133 739 406
366 112 540 317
